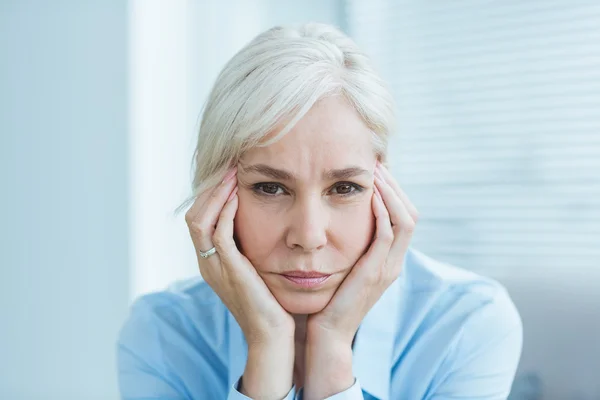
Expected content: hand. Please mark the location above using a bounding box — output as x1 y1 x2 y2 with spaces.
303 160 419 399
185 165 294 343
185 165 295 399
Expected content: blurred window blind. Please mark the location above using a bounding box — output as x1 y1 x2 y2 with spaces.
344 1 600 275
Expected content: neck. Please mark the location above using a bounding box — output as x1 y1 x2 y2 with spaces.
292 314 308 389
293 314 308 343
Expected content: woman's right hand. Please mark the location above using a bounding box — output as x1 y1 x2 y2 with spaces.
184 165 295 399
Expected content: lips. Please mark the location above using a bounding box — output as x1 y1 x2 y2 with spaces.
282 271 330 278
280 271 331 288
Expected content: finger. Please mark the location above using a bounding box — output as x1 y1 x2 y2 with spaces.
185 185 216 224
185 168 238 250
213 186 240 263
325 189 394 320
212 188 267 293
374 184 394 240
376 163 419 221
186 166 238 223
195 185 238 282
355 187 394 275
374 174 414 268
374 174 413 232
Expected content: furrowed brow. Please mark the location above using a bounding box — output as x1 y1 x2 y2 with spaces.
324 167 370 180
241 164 369 181
241 164 295 181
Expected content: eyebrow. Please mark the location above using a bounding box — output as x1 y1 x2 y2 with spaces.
241 163 370 181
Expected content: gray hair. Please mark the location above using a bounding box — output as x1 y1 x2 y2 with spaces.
175 22 396 215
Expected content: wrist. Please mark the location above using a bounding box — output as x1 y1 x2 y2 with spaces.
247 334 294 357
245 316 296 345
306 336 353 368
242 337 295 399
306 318 354 349
304 332 354 399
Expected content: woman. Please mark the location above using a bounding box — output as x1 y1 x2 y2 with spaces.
117 23 523 400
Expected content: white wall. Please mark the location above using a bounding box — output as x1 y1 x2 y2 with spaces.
0 1 129 399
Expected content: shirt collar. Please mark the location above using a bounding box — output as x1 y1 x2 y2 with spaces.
227 252 406 399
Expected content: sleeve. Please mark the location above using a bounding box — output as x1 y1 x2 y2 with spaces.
227 377 296 400
424 288 524 400
295 378 364 400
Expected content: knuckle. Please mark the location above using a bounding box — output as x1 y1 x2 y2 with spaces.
210 187 221 200
184 210 197 225
189 220 211 237
364 271 379 287
412 211 420 223
380 230 394 245
212 232 228 250
403 222 416 234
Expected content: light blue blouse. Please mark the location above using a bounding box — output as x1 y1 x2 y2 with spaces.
117 247 523 399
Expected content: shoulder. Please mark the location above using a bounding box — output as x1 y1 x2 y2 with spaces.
125 275 225 318
117 277 230 376
395 247 523 363
119 276 226 337
401 247 521 326
391 248 523 395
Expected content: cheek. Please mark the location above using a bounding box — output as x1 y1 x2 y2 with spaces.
332 198 375 253
233 195 282 268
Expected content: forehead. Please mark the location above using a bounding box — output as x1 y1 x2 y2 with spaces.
240 96 375 177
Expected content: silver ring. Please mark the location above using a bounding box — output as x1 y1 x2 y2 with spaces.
199 246 217 259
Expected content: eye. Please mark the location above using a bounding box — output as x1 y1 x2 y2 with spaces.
253 183 287 196
330 182 364 197
252 182 364 198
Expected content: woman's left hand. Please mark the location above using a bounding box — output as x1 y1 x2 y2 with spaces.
303 160 419 399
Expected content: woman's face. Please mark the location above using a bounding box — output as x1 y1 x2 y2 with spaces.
234 96 378 315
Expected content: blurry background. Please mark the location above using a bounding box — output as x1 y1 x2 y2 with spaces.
1 0 598 399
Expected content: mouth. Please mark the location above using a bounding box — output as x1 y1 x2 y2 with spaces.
280 271 332 289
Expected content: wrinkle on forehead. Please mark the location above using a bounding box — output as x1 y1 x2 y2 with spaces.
239 97 376 182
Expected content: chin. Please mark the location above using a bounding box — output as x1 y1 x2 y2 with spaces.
274 290 333 315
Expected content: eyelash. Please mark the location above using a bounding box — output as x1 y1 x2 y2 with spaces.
252 182 364 198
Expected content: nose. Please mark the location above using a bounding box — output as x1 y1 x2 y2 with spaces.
286 194 328 252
